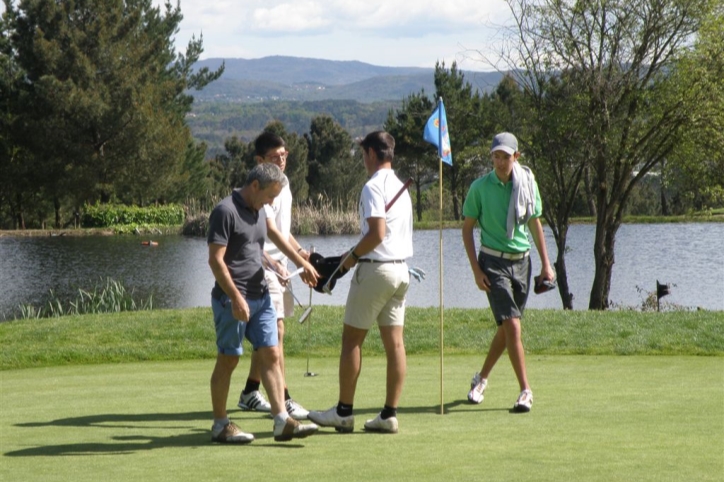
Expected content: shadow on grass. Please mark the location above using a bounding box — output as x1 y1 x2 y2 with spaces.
6 411 308 457
5 433 307 457
6 401 500 457
16 411 211 429
439 399 511 414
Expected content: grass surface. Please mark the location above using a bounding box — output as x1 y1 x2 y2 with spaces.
2 307 722 481
2 356 722 481
2 307 723 370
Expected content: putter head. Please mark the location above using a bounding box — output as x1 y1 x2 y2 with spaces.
297 306 313 324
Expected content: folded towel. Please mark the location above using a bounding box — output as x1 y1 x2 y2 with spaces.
506 162 536 239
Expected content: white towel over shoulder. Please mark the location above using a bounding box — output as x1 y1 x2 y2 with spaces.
507 162 536 239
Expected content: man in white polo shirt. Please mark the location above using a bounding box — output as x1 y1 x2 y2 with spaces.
308 131 413 434
237 131 315 420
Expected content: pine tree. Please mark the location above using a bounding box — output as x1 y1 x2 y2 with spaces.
7 0 222 221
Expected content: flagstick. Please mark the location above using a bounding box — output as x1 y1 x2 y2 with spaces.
439 156 445 415
423 96 448 415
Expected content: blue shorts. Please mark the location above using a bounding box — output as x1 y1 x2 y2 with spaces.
211 292 278 356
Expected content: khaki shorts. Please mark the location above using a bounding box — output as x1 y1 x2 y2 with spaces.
344 262 410 330
264 269 294 319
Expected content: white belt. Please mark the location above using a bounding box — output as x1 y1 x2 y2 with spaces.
358 259 406 264
480 246 529 261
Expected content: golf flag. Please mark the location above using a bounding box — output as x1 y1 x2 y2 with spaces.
424 98 451 415
423 99 452 165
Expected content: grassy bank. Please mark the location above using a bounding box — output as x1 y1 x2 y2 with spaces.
0 225 182 237
2 208 722 238
2 307 722 370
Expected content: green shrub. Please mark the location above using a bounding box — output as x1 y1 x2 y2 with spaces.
82 203 184 227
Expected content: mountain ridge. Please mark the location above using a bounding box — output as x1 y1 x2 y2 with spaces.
187 56 505 154
192 56 503 103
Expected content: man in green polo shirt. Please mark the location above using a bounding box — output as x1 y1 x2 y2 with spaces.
461 132 555 413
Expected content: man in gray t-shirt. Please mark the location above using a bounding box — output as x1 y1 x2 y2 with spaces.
206 163 319 444
207 188 267 301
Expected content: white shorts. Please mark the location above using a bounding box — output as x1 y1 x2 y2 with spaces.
344 261 410 330
264 269 294 319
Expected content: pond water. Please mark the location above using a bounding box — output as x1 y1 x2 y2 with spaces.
1 223 722 319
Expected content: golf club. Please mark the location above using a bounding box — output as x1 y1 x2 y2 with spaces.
289 286 312 324
304 245 317 377
261 251 312 323
322 177 414 294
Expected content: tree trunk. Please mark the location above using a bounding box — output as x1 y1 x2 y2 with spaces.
54 197 61 228
547 220 575 310
15 193 25 230
589 215 619 310
660 161 669 216
415 173 423 222
554 247 574 310
660 184 669 216
583 165 597 217
451 166 460 220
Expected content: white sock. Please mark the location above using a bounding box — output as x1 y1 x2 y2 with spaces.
212 418 230 432
273 412 289 425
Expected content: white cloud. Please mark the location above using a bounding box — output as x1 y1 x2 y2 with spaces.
160 1 514 69
250 2 331 34
1 0 507 68
170 0 508 37
241 1 504 36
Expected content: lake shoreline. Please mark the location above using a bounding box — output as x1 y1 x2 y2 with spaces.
2 225 723 313
2 212 723 238
0 226 183 238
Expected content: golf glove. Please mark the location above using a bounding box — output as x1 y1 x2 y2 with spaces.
408 267 426 282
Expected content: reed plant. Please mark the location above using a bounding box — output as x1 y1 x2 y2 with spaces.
292 199 358 235
183 195 221 218
178 199 724 239
181 213 209 236
181 195 222 236
14 278 153 320
183 199 358 237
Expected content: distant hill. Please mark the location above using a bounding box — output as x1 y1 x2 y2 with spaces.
194 56 431 85
191 56 504 103
187 56 505 155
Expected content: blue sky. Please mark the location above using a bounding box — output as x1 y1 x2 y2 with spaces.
152 0 514 71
